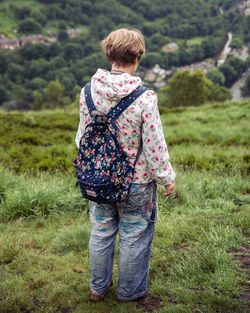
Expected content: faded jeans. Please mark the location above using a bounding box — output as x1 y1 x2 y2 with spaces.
88 180 157 301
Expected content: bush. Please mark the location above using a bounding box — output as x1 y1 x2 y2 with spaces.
166 69 212 107
206 68 225 86
13 6 31 20
230 36 243 50
207 84 232 102
0 86 10 104
18 18 42 34
30 10 47 26
241 74 250 97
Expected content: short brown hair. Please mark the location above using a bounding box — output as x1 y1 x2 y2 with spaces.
101 28 145 66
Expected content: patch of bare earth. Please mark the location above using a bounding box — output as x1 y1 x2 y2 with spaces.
231 237 250 310
136 295 163 313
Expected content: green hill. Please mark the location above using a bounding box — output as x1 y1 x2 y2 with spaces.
0 99 249 174
1 0 250 109
0 100 249 312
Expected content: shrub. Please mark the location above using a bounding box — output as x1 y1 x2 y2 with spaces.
166 70 212 107
18 18 42 34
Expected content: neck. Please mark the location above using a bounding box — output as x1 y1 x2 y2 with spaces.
111 64 136 75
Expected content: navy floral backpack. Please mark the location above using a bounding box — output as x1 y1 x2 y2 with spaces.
73 82 147 204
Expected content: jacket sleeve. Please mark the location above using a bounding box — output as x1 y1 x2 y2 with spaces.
141 90 176 185
75 86 88 148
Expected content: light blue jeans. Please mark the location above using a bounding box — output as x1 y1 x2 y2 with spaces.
88 180 157 301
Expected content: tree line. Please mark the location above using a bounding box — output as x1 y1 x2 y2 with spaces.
0 0 250 109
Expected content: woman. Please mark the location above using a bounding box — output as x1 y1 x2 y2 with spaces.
75 28 175 303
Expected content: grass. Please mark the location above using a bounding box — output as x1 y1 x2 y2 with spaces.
0 99 249 174
0 169 249 312
0 99 250 312
186 36 205 46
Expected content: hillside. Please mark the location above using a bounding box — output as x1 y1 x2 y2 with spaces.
1 0 250 110
0 99 249 312
0 99 249 174
0 0 238 39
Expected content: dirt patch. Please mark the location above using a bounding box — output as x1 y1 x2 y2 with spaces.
232 237 250 305
56 306 73 313
136 295 163 313
0 258 12 265
172 242 190 251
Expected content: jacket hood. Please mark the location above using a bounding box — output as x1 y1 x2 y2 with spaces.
91 68 142 101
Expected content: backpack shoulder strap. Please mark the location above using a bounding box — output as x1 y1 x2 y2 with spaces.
107 86 148 121
84 82 96 114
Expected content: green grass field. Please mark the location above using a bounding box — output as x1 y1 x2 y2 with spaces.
186 36 205 46
0 99 250 313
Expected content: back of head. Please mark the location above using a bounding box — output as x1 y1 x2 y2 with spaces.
100 28 145 67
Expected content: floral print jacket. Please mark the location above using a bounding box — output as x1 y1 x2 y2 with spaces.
75 68 176 185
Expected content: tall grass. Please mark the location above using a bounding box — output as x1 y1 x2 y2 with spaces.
0 100 249 174
0 167 85 221
0 99 250 312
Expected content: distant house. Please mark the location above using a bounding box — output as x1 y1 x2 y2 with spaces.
20 34 45 46
0 39 20 50
161 42 179 53
245 8 250 16
0 28 81 50
237 1 250 15
66 28 81 38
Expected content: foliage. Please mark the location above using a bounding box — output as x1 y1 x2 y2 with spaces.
166 70 213 107
207 83 232 102
230 36 244 49
1 0 250 109
0 97 249 312
0 85 10 103
43 80 69 109
18 18 43 34
241 73 250 97
13 6 31 20
206 68 226 86
218 55 246 87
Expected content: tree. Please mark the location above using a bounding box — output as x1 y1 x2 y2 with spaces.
227 55 245 74
0 85 10 104
141 52 164 68
32 90 43 110
218 64 238 87
241 74 250 97
44 80 69 109
166 70 212 107
26 77 47 91
230 37 243 50
30 11 47 26
18 18 42 34
13 6 31 20
191 44 204 62
20 44 51 61
207 84 232 102
58 31 69 42
218 56 246 87
63 43 83 60
206 68 225 86
178 48 192 65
